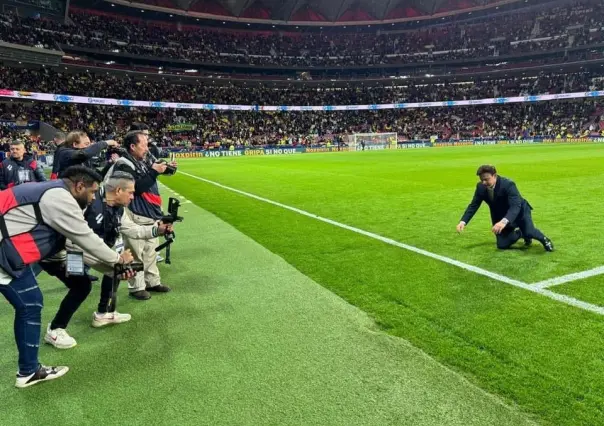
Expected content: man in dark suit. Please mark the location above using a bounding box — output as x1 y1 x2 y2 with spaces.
457 165 554 251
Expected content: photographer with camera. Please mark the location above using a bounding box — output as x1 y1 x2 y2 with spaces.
42 172 174 349
0 166 134 388
104 131 177 300
55 131 119 178
128 123 172 265
130 123 161 161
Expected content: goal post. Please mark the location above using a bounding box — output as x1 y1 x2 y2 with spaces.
350 133 398 151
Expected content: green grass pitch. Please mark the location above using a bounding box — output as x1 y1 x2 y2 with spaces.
0 143 603 425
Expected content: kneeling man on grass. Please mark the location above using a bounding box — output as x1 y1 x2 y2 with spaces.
456 165 554 252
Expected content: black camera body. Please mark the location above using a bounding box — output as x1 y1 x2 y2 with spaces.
155 198 184 264
114 262 144 275
108 147 129 157
156 159 177 176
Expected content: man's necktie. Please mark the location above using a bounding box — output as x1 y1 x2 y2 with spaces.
487 187 495 201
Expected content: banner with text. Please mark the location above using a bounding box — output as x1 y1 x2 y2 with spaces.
171 137 604 158
1 88 603 112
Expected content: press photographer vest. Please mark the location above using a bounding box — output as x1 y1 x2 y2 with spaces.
0 180 68 278
0 157 38 188
84 187 124 249
106 156 163 220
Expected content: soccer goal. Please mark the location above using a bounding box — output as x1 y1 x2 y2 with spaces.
349 133 398 151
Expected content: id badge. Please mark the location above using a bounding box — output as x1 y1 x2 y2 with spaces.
66 251 85 276
114 237 125 255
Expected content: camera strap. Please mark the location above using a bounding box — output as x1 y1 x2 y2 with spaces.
114 237 125 255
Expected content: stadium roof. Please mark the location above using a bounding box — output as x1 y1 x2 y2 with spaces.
111 0 523 23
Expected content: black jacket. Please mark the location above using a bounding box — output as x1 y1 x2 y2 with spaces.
107 153 163 220
84 188 124 248
460 176 533 227
56 141 109 178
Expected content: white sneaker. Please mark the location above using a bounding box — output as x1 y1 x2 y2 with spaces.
44 325 77 349
92 311 132 328
15 365 69 388
156 254 164 263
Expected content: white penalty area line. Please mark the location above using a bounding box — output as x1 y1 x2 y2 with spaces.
176 171 604 316
532 266 604 289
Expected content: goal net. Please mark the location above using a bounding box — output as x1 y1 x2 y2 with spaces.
350 133 398 151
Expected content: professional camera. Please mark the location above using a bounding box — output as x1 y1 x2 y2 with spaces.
156 159 177 176
108 146 129 158
114 262 144 275
155 197 184 264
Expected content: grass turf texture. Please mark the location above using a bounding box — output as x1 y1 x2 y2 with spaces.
164 143 604 425
0 192 532 426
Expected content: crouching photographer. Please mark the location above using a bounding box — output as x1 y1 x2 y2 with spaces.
104 131 177 300
0 166 134 388
42 172 174 349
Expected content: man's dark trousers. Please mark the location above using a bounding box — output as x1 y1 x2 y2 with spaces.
42 263 92 330
496 207 546 249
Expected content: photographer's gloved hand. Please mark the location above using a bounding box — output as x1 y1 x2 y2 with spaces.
168 161 178 168
157 222 174 235
119 249 134 265
152 162 168 174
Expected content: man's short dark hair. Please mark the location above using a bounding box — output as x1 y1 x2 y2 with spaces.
129 123 149 132
62 166 103 187
477 165 497 176
123 131 146 153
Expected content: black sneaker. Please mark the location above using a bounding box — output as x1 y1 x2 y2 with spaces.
88 274 99 282
15 365 69 389
524 239 533 247
543 237 554 252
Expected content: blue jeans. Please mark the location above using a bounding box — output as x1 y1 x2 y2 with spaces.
0 268 43 375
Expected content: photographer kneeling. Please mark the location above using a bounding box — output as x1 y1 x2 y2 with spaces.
42 172 174 349
105 131 177 300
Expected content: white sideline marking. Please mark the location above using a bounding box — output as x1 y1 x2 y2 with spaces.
175 171 604 316
532 266 604 289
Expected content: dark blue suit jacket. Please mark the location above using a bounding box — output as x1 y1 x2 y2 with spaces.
460 176 533 227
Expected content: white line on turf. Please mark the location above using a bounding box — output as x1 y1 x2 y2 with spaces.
176 171 604 316
532 266 604 289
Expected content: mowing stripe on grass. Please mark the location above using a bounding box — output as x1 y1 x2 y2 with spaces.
178 171 604 316
532 266 604 289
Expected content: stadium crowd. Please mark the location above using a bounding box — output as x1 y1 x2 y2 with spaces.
1 0 603 67
1 98 600 149
2 66 603 105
